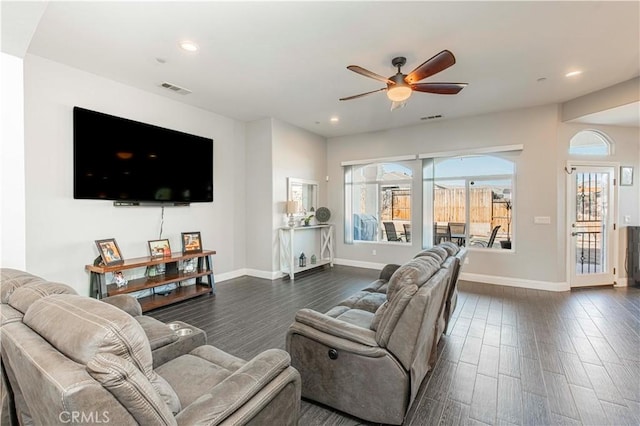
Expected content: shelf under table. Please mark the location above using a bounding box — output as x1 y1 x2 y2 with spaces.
137 284 213 312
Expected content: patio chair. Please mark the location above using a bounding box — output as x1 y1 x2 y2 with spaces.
449 222 466 246
434 223 451 244
403 223 411 242
383 222 402 242
471 225 501 248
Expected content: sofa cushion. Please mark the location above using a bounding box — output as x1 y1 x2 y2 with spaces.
387 257 440 302
87 353 177 425
335 309 375 329
439 241 460 256
414 246 449 263
370 301 388 331
149 371 182 414
23 295 153 374
0 303 23 325
157 345 248 407
156 352 237 407
0 269 45 303
135 316 179 351
102 294 143 317
8 282 77 314
325 305 350 318
336 291 386 313
361 279 389 294
378 264 401 282
375 284 418 347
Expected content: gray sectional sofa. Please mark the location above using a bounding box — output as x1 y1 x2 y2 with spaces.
0 268 301 425
286 242 466 424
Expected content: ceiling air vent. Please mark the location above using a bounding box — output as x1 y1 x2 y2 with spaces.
420 114 443 121
159 81 192 95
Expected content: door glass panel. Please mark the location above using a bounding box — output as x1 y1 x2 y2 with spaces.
573 172 609 275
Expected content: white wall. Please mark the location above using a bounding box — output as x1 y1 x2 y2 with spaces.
272 119 327 272
244 118 327 276
23 54 247 294
1 52 26 270
245 118 275 275
328 105 567 290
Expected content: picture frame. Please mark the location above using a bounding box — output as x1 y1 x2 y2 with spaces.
95 238 124 266
148 239 171 258
620 166 634 186
181 231 202 254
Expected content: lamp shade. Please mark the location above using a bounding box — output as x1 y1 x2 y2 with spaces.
387 85 412 102
286 200 299 214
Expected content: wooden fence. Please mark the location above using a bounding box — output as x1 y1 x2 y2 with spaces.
434 187 511 237
368 186 512 238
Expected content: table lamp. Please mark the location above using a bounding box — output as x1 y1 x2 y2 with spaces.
286 201 299 227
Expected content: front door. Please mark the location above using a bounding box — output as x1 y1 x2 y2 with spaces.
568 165 616 287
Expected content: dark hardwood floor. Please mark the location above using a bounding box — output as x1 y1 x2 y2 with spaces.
149 266 640 425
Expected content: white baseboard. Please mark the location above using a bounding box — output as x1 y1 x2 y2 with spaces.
613 277 629 287
215 268 283 282
246 269 283 280
334 258 387 271
460 272 569 292
214 269 247 283
218 265 572 292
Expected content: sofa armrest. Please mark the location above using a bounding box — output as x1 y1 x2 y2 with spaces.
293 308 378 347
101 294 143 317
175 349 292 425
379 264 401 281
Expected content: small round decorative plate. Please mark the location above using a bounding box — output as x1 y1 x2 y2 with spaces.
315 207 331 223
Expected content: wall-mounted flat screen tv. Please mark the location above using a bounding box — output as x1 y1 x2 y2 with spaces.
74 107 213 204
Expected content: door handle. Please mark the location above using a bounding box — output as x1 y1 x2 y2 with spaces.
571 232 578 236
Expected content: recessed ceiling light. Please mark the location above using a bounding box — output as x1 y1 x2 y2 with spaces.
330 117 339 123
565 70 582 78
179 41 199 52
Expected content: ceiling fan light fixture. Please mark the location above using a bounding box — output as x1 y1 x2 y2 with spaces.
387 84 412 102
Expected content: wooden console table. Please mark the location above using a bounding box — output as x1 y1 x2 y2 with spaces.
85 250 215 312
279 224 334 280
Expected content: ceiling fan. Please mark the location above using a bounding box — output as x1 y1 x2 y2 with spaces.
339 50 467 109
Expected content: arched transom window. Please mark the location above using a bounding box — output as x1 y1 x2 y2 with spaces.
569 130 612 156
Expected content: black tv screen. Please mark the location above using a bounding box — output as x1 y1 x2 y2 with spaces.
74 107 213 203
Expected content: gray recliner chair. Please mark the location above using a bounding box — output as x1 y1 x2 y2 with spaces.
286 249 458 425
2 293 301 425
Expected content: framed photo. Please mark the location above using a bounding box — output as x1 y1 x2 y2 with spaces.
620 166 634 186
95 238 124 266
181 231 202 254
148 239 171 258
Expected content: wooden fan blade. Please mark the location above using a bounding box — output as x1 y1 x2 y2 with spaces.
347 65 393 84
406 50 456 84
410 82 467 95
339 87 386 101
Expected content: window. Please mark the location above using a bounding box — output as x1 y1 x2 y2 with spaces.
423 155 515 250
569 130 611 156
345 161 413 243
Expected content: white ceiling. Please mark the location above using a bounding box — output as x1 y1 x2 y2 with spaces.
2 1 639 138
